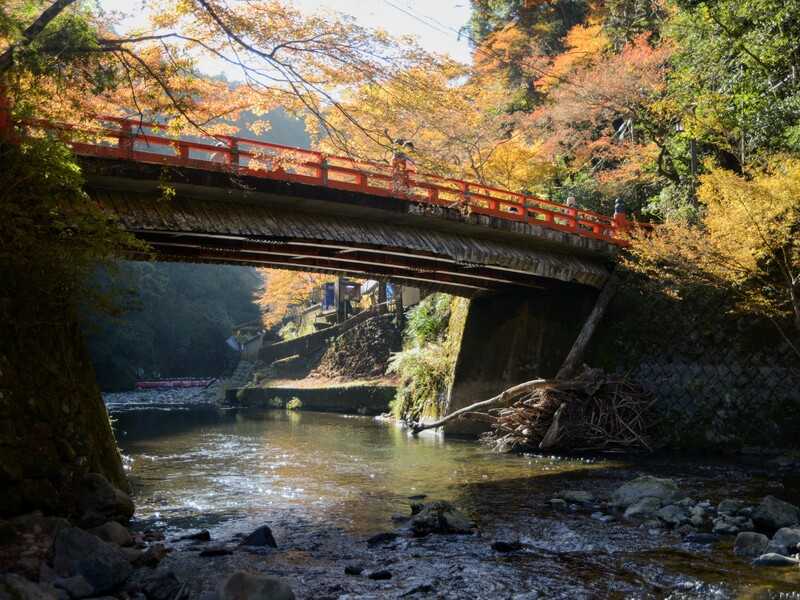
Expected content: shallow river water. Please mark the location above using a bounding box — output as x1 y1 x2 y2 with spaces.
108 392 800 599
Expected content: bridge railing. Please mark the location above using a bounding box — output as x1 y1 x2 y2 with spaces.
4 114 652 246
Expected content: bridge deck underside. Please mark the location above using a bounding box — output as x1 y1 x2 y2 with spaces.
92 187 610 296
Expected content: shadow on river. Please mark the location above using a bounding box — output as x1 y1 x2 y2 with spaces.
107 392 800 599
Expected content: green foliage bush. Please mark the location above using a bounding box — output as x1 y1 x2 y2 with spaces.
403 293 452 348
389 294 467 422
286 397 303 411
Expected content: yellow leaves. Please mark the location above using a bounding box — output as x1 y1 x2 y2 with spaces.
318 62 548 192
536 23 609 92
255 269 329 328
480 139 555 191
697 159 800 283
626 159 800 326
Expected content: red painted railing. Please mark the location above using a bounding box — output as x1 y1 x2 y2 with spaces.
135 378 216 390
1 111 648 246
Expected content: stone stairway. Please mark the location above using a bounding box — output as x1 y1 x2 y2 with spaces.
192 359 256 404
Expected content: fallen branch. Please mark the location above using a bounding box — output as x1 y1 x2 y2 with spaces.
408 376 604 435
409 378 548 434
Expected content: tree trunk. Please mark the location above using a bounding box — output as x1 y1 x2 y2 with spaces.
556 271 619 380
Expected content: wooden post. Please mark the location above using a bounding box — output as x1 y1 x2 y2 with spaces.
555 271 619 380
228 138 239 171
119 121 133 159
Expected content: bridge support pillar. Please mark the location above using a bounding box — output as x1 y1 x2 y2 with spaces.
443 286 597 436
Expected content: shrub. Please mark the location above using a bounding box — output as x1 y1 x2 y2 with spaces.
388 343 451 421
286 397 303 411
404 293 452 348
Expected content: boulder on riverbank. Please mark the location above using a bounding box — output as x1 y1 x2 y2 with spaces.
733 532 769 557
752 553 800 567
752 496 800 533
611 476 679 509
410 501 473 536
90 521 133 547
76 474 134 528
765 527 800 555
52 527 132 595
219 571 295 600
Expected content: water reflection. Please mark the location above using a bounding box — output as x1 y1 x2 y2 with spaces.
111 403 800 598
115 408 608 534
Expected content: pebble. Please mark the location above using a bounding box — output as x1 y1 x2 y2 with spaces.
368 569 392 580
591 512 615 523
367 532 399 546
199 547 233 557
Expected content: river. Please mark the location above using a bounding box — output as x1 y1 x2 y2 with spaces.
107 391 800 599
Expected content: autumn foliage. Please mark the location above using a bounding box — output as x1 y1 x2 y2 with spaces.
626 160 800 343
255 269 329 328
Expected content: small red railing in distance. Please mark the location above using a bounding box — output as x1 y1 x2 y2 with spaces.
135 378 216 390
1 113 652 246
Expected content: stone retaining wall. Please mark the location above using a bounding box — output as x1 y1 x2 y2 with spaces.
227 384 396 416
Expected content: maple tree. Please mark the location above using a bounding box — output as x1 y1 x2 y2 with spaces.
255 269 330 329
527 34 673 208
318 63 554 191
0 0 440 143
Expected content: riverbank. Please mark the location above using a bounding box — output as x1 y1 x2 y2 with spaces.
116 408 800 596
3 442 800 599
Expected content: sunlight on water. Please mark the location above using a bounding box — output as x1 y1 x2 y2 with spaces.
115 407 609 534
109 400 800 599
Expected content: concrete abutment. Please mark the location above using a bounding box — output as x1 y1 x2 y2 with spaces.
442 285 598 436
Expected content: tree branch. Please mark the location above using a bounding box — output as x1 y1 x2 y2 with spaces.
0 0 79 74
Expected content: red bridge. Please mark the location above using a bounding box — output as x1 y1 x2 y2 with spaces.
2 111 647 295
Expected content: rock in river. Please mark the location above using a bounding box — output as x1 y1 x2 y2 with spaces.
624 497 662 519
733 532 769 557
241 525 277 548
655 504 689 528
410 500 473 536
557 490 594 504
76 474 135 529
52 527 132 595
718 499 745 515
766 527 800 555
611 476 678 509
753 496 800 533
752 553 800 567
219 572 295 600
713 515 753 536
